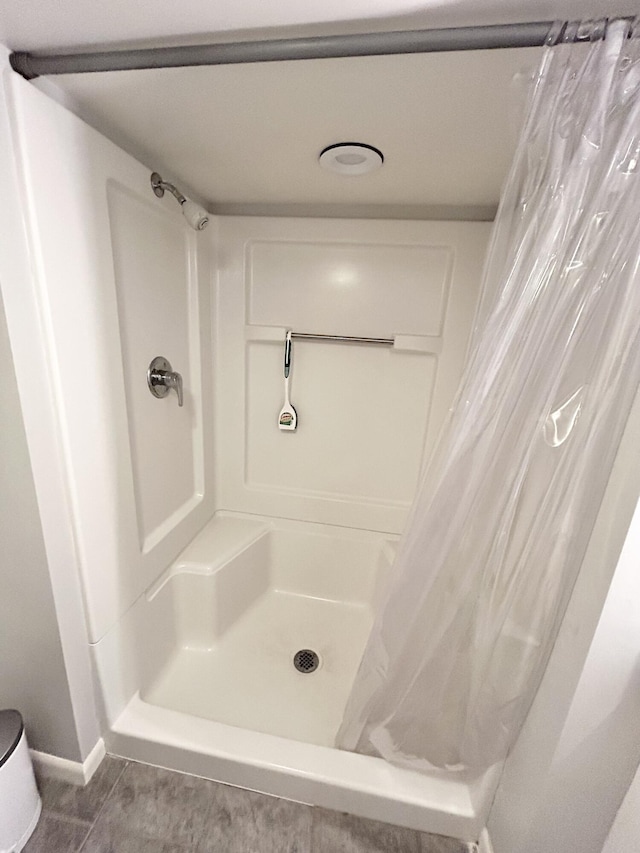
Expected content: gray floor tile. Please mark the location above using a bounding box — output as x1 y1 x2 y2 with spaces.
37 756 127 822
31 754 473 853
95 761 217 847
79 820 188 853
419 832 476 852
311 809 421 853
23 813 91 853
198 784 312 853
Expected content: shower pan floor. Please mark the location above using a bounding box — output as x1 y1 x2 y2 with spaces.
143 588 374 747
102 518 489 839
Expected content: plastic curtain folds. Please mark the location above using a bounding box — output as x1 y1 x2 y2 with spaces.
337 18 640 775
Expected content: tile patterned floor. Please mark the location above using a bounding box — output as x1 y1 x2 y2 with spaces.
25 756 476 853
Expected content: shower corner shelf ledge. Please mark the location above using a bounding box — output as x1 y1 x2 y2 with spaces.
244 325 443 354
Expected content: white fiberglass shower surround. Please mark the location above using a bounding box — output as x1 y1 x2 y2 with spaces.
6 66 494 839
6 18 640 847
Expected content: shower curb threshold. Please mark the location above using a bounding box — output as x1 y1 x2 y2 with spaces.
106 693 495 842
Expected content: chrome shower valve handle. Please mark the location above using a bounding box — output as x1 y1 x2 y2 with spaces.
147 356 184 407
163 370 183 407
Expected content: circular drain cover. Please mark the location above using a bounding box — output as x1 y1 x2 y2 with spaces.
293 649 320 673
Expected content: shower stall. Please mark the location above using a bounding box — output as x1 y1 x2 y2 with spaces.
4 68 494 838
3 15 640 848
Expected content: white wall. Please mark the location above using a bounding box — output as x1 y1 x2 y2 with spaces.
487 389 640 853
215 215 490 533
0 291 81 760
0 47 100 761
603 759 640 853
7 68 215 644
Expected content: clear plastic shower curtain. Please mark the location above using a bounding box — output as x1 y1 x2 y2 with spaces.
338 18 640 775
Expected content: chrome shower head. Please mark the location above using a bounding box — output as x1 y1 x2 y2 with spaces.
180 199 210 231
150 171 209 231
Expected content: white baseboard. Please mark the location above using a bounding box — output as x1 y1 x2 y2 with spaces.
30 737 106 786
478 828 494 853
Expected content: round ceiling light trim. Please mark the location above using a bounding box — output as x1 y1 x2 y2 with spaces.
319 142 384 176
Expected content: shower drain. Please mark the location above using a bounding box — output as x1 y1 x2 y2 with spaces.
293 649 320 673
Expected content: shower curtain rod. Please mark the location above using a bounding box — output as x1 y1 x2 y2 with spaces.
9 18 632 80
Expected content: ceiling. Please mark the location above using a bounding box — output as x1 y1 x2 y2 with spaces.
2 0 635 219
44 49 540 219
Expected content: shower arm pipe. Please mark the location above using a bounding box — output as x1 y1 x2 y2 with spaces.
10 18 629 80
153 178 186 204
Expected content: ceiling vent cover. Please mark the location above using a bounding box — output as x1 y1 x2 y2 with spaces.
319 143 384 175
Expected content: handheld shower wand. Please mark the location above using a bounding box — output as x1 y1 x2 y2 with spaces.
150 172 209 231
